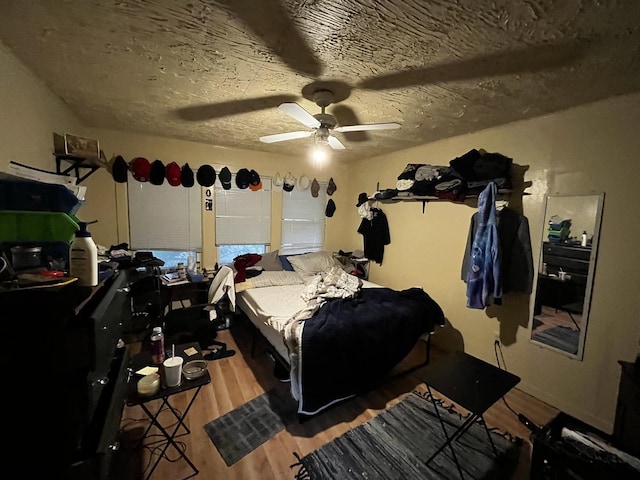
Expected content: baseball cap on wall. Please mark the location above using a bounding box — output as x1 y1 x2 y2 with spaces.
283 172 296 192
298 175 310 191
325 198 336 217
311 178 320 197
327 177 337 195
181 163 195 187
165 161 181 186
249 169 262 191
150 160 166 185
219 166 232 190
236 168 251 189
111 155 128 183
197 164 216 187
130 157 151 182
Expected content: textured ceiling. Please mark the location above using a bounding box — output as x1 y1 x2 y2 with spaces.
1 0 639 161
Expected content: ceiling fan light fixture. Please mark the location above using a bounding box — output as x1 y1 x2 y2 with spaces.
311 146 328 164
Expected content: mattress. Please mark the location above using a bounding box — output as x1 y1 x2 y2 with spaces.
236 278 381 362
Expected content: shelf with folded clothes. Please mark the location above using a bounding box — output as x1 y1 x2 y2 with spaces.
367 188 516 204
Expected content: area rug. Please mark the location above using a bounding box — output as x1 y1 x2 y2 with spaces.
291 390 521 479
532 325 579 354
204 388 296 466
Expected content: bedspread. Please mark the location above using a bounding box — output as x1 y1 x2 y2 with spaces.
284 286 445 415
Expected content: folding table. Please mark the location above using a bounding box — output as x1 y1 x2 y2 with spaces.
127 342 210 480
417 350 520 480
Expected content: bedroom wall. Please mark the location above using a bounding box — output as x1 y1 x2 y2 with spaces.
0 41 85 172
345 92 640 433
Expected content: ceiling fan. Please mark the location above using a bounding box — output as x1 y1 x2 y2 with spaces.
259 89 400 150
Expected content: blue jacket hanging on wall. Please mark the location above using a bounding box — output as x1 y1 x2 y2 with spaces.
465 182 502 309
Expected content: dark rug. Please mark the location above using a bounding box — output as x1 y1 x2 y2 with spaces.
532 325 579 354
291 390 521 479
204 388 296 466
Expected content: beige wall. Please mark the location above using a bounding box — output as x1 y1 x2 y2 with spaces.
0 41 85 172
345 92 640 432
3 39 639 433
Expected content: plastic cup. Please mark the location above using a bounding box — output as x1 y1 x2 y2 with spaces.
163 356 183 387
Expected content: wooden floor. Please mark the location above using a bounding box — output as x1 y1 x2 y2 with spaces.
117 314 559 480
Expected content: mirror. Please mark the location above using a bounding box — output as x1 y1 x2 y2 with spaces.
530 193 604 359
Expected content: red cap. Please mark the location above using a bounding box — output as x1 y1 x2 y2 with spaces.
166 161 181 186
130 157 151 182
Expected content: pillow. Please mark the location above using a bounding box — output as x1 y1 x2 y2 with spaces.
287 251 339 277
249 271 305 288
256 250 283 271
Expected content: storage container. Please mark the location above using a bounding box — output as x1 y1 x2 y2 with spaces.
0 177 83 215
0 210 79 242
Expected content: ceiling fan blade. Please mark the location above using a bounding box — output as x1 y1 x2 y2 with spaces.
279 103 321 128
335 122 401 133
259 130 313 143
328 136 346 150
218 0 322 77
358 41 583 90
331 104 370 142
174 95 298 121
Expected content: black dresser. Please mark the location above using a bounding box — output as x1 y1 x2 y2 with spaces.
3 268 134 478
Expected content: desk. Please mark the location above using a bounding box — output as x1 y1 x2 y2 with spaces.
127 342 211 480
417 350 520 480
161 279 209 312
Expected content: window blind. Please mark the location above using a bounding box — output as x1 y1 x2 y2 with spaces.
215 177 271 245
127 175 202 251
281 183 326 254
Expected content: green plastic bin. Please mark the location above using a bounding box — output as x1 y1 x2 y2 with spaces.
0 210 79 242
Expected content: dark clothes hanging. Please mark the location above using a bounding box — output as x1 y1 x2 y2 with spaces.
462 206 534 295
358 208 390 264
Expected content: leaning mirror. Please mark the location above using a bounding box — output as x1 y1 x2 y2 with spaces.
530 193 604 360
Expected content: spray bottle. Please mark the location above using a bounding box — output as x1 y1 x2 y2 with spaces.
69 221 98 286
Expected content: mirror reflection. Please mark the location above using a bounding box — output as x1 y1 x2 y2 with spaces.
531 194 604 359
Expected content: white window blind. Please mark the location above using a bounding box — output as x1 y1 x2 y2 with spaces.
281 183 326 254
127 176 202 251
215 177 271 245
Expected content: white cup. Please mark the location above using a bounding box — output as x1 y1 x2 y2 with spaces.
163 356 184 387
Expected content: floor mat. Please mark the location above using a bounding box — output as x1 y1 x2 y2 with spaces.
203 388 295 466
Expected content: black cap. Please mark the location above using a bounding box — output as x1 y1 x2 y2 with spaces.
236 168 251 189
196 164 216 187
181 163 194 187
112 155 128 183
356 192 369 207
150 159 166 185
220 166 232 190
249 169 260 186
325 198 336 217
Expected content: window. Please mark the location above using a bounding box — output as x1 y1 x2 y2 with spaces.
281 183 327 255
215 177 271 264
127 175 202 268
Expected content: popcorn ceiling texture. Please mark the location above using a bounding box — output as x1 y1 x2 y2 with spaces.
0 0 638 161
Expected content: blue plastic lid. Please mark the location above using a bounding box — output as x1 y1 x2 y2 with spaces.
75 221 92 237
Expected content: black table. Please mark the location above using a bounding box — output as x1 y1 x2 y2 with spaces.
417 350 520 480
127 342 211 480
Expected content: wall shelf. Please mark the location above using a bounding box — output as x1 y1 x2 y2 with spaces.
54 154 103 184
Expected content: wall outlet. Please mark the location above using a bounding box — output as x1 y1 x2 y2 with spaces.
493 331 500 343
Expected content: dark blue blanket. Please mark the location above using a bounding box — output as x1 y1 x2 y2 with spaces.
299 287 445 415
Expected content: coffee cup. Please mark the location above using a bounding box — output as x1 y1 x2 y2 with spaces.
163 356 184 387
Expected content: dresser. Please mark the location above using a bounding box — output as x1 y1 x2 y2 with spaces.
3 268 134 478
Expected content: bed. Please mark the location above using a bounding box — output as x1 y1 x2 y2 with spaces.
234 251 446 416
